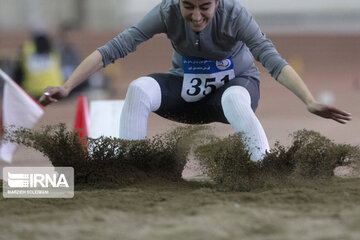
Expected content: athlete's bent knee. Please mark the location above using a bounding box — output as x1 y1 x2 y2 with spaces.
126 76 161 111
221 86 251 107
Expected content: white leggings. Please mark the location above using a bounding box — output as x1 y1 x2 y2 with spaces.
119 76 161 140
221 86 270 161
120 76 269 161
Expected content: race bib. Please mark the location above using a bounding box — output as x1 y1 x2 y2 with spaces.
181 57 235 102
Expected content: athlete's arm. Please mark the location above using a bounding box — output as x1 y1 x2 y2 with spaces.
39 50 103 106
277 65 352 124
40 4 165 106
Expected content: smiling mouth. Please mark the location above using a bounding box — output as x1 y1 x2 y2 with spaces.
191 19 204 27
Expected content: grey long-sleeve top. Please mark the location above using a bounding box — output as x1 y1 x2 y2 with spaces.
97 0 288 79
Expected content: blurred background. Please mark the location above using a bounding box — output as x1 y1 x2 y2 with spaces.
1 0 360 32
0 0 359 167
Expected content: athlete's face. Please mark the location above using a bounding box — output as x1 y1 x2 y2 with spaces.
180 0 219 32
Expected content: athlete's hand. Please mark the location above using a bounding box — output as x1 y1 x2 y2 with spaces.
39 86 70 106
307 102 352 124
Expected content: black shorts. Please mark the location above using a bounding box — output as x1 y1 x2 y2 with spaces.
149 73 260 124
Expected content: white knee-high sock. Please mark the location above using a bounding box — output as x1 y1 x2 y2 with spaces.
119 76 161 140
221 86 270 161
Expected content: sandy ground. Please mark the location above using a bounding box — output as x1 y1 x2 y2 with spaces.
1 177 360 240
1 33 360 239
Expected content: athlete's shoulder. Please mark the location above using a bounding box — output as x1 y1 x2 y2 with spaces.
160 0 178 8
217 0 244 19
157 0 182 22
159 0 180 13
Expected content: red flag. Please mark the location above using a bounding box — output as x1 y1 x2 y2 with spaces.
0 68 44 163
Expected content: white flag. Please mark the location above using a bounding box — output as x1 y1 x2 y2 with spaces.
0 68 44 163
